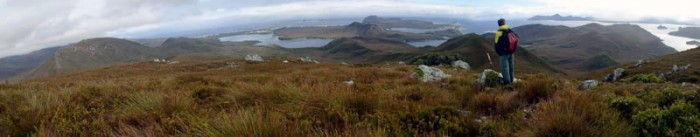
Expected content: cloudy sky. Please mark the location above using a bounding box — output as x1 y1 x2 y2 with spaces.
0 0 698 58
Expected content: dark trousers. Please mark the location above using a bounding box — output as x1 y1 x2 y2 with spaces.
499 54 515 84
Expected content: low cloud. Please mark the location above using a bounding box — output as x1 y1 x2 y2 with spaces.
1 0 697 58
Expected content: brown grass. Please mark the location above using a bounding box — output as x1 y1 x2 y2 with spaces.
0 59 689 136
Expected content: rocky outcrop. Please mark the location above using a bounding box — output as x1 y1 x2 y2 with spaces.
411 65 451 83
634 59 645 67
579 80 599 90
452 60 471 70
245 54 264 62
298 56 319 64
604 68 625 82
476 69 503 88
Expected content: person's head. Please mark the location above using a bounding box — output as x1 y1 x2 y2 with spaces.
498 18 506 26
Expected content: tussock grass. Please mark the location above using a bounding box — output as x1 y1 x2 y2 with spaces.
0 59 695 136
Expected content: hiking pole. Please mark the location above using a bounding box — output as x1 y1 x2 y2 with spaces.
486 52 493 66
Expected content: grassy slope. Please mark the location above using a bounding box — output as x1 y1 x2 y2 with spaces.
436 34 562 74
585 47 700 83
514 24 677 74
6 58 697 136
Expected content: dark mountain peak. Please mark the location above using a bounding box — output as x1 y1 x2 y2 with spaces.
321 37 415 54
436 33 489 51
528 14 593 21
159 37 221 55
72 37 142 48
345 22 386 37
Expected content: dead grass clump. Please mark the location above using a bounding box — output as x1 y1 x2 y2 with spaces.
516 75 561 104
525 91 634 136
70 86 127 110
190 86 232 108
344 94 378 118
468 92 521 115
175 74 226 86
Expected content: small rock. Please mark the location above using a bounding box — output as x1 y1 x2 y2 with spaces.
441 82 449 88
298 56 314 63
398 61 406 65
313 60 320 64
681 64 691 71
578 80 599 90
411 65 451 83
341 62 348 65
672 65 679 72
634 59 644 67
225 62 239 69
245 54 264 62
167 61 180 64
680 82 699 91
344 80 354 86
283 60 289 63
452 60 471 70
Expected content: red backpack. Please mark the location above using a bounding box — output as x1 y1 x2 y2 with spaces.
506 30 519 53
496 29 519 55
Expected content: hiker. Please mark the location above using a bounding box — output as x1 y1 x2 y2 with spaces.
494 18 519 85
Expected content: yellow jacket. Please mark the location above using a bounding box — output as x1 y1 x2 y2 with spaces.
494 25 510 44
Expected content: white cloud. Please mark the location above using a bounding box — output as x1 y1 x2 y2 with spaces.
1 0 697 58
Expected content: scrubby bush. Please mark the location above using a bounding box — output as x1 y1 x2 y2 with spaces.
637 88 685 107
401 107 478 136
408 52 464 66
609 96 645 119
622 74 662 83
632 100 700 136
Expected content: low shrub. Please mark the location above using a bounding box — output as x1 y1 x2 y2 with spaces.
637 88 685 107
408 52 464 66
622 74 662 83
632 100 700 136
401 107 478 136
609 96 645 119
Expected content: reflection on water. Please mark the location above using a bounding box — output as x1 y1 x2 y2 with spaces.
636 23 699 52
219 33 333 48
408 40 447 47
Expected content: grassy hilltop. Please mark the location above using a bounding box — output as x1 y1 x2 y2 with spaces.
1 59 699 136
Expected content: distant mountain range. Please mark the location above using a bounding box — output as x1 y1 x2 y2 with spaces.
528 14 593 21
1 16 683 80
0 47 60 80
512 23 677 74
670 27 700 39
15 37 290 81
273 16 462 42
362 15 459 29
